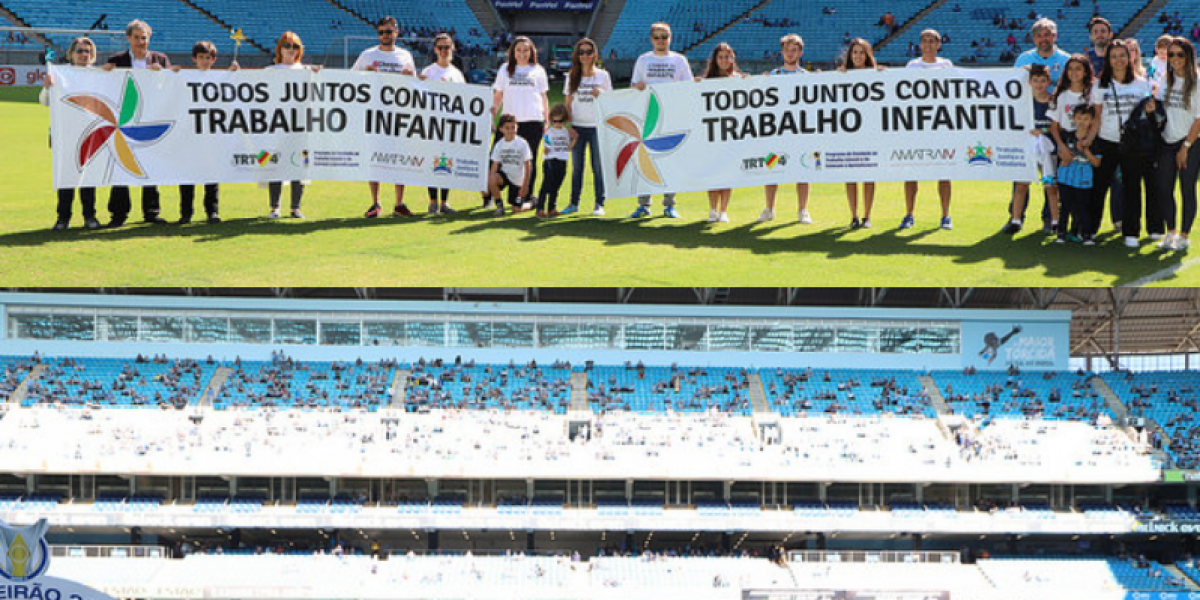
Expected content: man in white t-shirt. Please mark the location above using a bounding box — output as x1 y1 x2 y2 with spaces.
902 30 954 231
629 22 693 219
353 16 418 219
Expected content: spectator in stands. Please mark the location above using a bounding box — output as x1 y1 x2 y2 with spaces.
1152 37 1200 252
702 42 744 224
420 33 466 216
756 34 812 225
264 31 317 219
173 41 227 225
489 36 549 213
1088 39 1158 248
562 37 612 216
354 16 419 220
102 19 170 228
838 38 881 229
902 30 954 231
629 23 692 219
878 12 896 32
41 37 101 231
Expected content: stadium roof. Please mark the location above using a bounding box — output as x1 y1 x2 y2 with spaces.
8 288 1200 360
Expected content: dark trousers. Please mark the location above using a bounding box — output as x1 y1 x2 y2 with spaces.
268 181 304 209
180 184 219 219
427 188 449 203
1155 142 1200 234
1014 185 1053 226
1120 149 1160 238
517 121 544 197
537 159 567 212
108 186 161 221
57 188 97 222
1058 183 1089 237
570 125 605 208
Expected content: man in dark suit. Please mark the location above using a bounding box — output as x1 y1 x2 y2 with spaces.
103 19 170 227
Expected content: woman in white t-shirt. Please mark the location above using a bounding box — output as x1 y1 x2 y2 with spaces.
1153 38 1200 251
421 33 467 216
491 36 549 210
562 37 612 216
1089 39 1158 246
263 31 319 219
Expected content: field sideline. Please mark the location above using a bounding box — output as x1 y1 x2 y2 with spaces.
0 86 1195 286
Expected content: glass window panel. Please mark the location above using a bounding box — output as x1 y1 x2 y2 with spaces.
750 325 792 352
185 317 227 343
835 327 873 353
52 315 95 341
99 316 139 341
880 327 920 354
275 319 316 345
448 322 491 347
365 321 407 346
320 322 361 346
406 322 445 346
10 314 54 339
919 327 959 354
673 324 707 350
537 323 617 349
141 316 184 342
492 322 533 348
230 318 272 344
624 323 664 350
794 326 834 352
709 325 749 351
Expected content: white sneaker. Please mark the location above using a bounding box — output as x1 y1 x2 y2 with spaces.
798 209 813 224
1177 236 1191 251
1123 236 1139 248
707 209 719 223
1157 233 1177 249
591 207 605 216
267 208 280 219
718 212 730 223
756 208 775 222
1149 233 1164 241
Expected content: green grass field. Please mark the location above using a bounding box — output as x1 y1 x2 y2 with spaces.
1 86 1195 286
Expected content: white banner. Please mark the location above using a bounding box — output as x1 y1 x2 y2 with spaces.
0 64 48 87
596 68 1036 198
48 65 492 190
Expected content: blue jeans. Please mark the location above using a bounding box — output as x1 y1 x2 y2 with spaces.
570 125 605 208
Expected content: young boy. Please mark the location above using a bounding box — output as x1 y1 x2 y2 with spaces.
1055 104 1102 244
176 41 222 224
1004 65 1059 235
489 114 532 217
536 104 572 218
629 22 693 218
758 34 812 224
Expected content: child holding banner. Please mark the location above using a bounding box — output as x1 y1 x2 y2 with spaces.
902 30 954 231
421 33 466 216
174 41 226 225
839 38 881 229
489 114 533 216
265 31 316 219
630 22 693 219
757 34 812 225
703 43 744 224
1004 65 1059 235
41 37 101 231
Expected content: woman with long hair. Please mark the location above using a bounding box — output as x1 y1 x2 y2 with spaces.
839 38 880 229
1049 54 1097 241
490 36 549 211
562 37 612 216
703 43 743 223
1089 39 1157 246
1154 37 1200 251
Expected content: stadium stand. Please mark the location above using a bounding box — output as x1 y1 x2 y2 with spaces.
335 0 490 51
216 357 394 410
406 360 572 413
602 0 763 61
0 0 233 54
1134 0 1200 59
760 368 933 417
587 364 752 414
23 356 214 408
1101 370 1200 469
977 556 1196 593
0 355 36 401
933 369 1106 421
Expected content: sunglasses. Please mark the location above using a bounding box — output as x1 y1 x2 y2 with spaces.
378 30 396 35
281 43 300 50
435 45 452 50
1169 52 1188 58
74 48 93 54
578 48 595 55
652 35 670 41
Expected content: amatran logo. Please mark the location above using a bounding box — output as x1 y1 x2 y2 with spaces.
604 91 687 186
63 73 173 179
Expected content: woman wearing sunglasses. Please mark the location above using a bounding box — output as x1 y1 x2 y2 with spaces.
1153 37 1200 251
41 37 102 231
561 37 612 217
265 31 318 219
421 33 467 215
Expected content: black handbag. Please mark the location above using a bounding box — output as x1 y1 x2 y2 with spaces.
1117 92 1165 156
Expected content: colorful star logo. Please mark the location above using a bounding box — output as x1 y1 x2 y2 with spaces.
63 74 173 178
967 142 994 166
604 91 687 186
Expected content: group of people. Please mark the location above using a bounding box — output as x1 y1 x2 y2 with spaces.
39 14 1200 251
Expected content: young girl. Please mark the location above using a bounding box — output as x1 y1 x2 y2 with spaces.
562 37 612 216
1089 39 1157 247
702 43 742 223
1049 55 1097 242
41 37 101 231
491 37 549 210
536 104 571 218
421 33 466 216
266 31 318 219
839 38 881 229
1154 37 1200 251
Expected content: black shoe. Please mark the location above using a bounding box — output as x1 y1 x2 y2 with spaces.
207 214 221 224
177 216 192 225
850 217 861 229
107 218 126 229
52 220 68 231
84 218 102 230
1002 221 1022 235
145 216 169 225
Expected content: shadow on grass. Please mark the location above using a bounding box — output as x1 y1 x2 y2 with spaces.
0 209 1187 285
